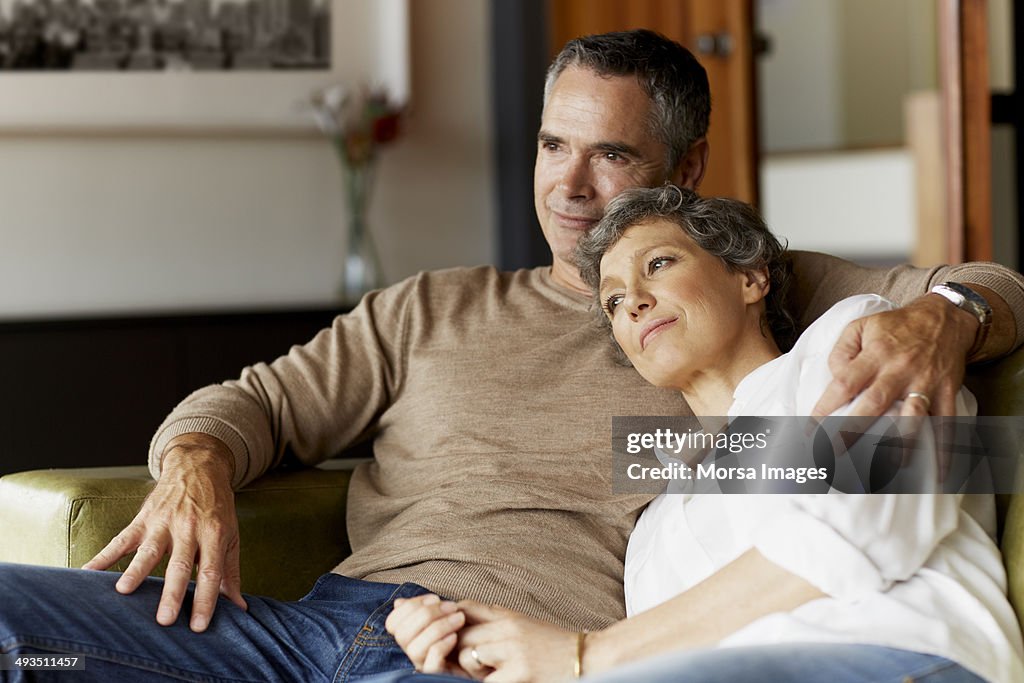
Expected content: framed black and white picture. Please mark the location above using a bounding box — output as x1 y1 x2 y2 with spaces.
0 0 409 131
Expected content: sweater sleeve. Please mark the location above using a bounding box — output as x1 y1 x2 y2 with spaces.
148 274 418 489
787 251 1024 350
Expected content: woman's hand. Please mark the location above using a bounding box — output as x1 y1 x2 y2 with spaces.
454 601 581 683
385 594 470 676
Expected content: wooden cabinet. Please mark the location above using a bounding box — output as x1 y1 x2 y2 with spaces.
0 308 344 476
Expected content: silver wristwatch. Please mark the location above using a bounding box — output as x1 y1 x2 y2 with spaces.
930 282 992 326
930 282 992 356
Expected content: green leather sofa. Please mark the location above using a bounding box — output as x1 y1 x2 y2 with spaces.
1 351 1024 624
0 459 358 601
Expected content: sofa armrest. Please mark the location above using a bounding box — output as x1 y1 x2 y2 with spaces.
0 461 356 601
965 346 1024 630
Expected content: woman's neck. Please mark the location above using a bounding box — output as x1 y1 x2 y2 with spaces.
680 336 781 416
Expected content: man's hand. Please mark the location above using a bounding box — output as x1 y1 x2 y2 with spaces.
385 594 469 676
455 601 579 683
82 433 246 632
813 293 977 418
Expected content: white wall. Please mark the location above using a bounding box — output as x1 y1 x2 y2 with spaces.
757 0 842 152
838 0 918 147
761 149 916 260
758 0 938 152
990 0 1017 270
0 0 495 318
756 0 937 261
989 0 1014 92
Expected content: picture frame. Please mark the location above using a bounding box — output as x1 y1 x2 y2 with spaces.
0 0 410 132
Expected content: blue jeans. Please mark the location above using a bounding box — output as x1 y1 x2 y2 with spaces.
364 643 987 683
0 563 430 682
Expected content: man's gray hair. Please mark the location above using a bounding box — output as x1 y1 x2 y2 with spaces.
574 185 795 351
544 29 711 172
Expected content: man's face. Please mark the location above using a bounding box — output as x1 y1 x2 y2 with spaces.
534 66 675 288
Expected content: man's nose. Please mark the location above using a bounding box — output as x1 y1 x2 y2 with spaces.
556 156 594 199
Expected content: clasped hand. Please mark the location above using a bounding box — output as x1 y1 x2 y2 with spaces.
387 594 580 682
82 434 246 632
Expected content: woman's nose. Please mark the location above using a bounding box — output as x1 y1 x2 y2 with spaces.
627 291 655 318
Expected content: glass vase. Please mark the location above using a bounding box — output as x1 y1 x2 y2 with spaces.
340 161 383 304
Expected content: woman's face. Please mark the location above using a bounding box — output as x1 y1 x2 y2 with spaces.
598 219 768 390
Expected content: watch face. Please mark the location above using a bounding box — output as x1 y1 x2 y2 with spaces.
943 288 967 305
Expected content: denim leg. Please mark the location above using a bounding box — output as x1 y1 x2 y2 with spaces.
0 563 430 683
360 675 466 683
585 643 987 683
309 574 434 681
358 644 986 683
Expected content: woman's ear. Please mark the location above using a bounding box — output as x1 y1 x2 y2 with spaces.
742 268 771 304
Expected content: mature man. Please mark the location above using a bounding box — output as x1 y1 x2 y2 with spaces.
2 29 1023 682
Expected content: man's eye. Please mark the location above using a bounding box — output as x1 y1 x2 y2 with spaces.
604 294 624 314
648 256 673 273
604 152 624 162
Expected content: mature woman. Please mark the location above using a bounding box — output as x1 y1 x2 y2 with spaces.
377 186 1023 683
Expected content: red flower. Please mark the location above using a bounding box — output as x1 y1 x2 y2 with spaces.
309 83 405 168
372 113 400 144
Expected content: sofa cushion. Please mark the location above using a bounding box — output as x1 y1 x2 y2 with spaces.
0 461 355 601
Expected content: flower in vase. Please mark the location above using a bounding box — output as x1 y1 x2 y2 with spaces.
309 84 404 168
307 83 405 303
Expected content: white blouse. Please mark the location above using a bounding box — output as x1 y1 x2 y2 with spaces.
624 295 1024 683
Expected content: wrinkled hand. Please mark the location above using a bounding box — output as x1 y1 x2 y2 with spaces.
385 594 469 676
813 294 977 418
455 601 579 683
82 433 246 632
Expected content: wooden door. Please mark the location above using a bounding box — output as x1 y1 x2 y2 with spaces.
548 0 758 204
939 0 992 263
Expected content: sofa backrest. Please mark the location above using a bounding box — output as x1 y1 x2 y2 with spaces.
965 345 1024 629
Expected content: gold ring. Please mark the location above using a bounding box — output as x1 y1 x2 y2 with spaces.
905 391 932 410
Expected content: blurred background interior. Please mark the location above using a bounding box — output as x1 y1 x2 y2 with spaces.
0 0 1019 475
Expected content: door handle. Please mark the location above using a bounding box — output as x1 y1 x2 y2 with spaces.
695 32 733 58
694 32 773 58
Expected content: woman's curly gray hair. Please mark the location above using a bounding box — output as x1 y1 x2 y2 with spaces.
574 185 795 352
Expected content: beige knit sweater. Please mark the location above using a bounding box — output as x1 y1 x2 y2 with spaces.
150 253 1024 631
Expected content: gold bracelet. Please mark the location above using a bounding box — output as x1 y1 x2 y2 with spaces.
574 631 588 679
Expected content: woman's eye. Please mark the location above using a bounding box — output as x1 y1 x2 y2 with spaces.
604 294 624 314
648 256 673 274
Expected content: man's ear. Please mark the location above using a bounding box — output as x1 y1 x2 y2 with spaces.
742 268 771 304
671 138 710 190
